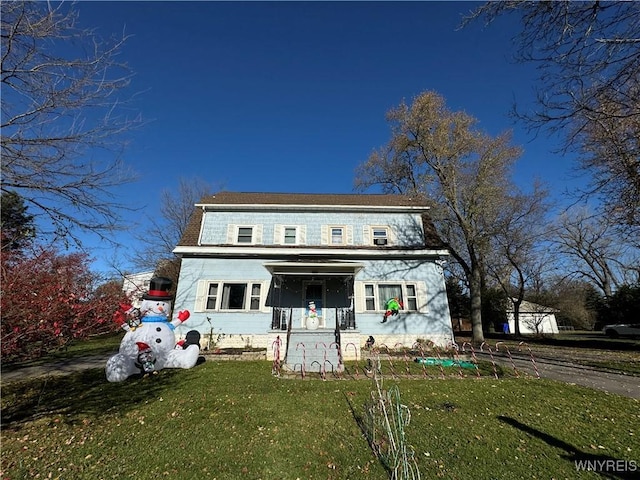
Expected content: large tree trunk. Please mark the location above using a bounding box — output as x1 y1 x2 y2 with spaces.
469 267 484 344
514 302 521 336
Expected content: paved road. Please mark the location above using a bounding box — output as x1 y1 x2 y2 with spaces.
476 351 640 399
2 352 639 399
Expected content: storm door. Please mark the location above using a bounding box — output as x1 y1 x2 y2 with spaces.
303 281 325 328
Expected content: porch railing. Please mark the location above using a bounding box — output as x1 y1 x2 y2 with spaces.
272 307 356 330
337 308 356 330
271 307 292 330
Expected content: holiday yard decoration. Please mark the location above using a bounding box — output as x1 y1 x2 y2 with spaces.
105 277 200 382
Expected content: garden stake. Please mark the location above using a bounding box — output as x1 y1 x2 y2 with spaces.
412 342 430 379
296 342 306 379
316 342 327 380
495 341 519 377
271 336 282 376
329 342 343 378
379 343 397 378
480 342 499 379
345 342 360 378
449 342 465 377
462 342 481 378
395 342 411 376
518 341 540 379
428 341 446 379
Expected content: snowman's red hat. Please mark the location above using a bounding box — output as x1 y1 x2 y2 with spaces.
142 277 173 300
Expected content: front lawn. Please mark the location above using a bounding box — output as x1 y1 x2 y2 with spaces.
1 361 638 479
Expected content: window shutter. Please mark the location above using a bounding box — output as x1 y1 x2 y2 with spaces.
388 226 397 246
226 225 236 244
299 225 307 245
274 224 283 244
354 281 365 313
194 280 208 312
321 225 329 245
362 225 371 246
261 281 270 312
416 281 428 312
346 225 354 245
255 224 263 244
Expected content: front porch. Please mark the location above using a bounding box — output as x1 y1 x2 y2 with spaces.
271 306 356 331
264 261 362 370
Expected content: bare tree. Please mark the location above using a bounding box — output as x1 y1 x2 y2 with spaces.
131 177 213 284
1 1 140 246
465 1 640 227
552 207 639 298
486 184 552 335
355 91 524 344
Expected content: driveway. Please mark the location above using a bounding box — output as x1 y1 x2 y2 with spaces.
477 351 640 399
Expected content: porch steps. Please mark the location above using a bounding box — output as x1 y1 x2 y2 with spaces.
284 330 342 374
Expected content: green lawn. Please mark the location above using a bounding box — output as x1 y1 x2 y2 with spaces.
2 360 638 479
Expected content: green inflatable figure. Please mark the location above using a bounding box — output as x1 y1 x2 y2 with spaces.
382 297 403 323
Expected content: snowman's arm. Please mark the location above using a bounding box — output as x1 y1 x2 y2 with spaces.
171 309 191 328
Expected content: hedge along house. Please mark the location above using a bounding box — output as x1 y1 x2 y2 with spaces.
173 192 454 371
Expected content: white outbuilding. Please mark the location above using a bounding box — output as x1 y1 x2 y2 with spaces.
507 299 559 335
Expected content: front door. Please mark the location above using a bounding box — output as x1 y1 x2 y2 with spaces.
303 281 325 328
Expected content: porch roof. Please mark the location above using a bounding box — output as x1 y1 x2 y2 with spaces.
263 261 364 276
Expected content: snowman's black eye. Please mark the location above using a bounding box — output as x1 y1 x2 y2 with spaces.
156 327 161 332
156 338 162 343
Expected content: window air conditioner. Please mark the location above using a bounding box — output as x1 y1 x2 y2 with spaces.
374 238 388 246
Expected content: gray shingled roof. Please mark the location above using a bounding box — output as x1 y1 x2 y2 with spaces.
196 191 427 206
177 191 445 248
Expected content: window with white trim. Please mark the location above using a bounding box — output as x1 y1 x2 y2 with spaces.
284 227 297 244
405 284 418 310
250 283 261 309
206 283 218 310
330 226 344 245
364 284 376 311
372 227 389 246
362 282 420 312
237 227 253 244
202 282 262 311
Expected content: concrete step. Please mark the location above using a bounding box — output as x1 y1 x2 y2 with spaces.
285 330 342 373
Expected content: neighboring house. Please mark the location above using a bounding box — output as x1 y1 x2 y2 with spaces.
172 192 454 369
122 271 154 307
507 300 559 335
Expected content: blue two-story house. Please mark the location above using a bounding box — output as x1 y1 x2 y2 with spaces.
173 192 454 370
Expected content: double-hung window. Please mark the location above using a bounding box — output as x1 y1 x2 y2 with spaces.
206 283 218 310
237 227 253 244
283 227 297 244
330 227 344 245
372 227 389 246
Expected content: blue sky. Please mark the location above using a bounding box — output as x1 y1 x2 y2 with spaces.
69 1 579 274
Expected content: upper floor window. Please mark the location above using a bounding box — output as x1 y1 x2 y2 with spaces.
274 224 305 245
237 227 253 243
331 227 344 245
226 224 263 245
284 227 297 244
372 227 389 246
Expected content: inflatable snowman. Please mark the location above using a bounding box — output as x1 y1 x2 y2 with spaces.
106 277 200 382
